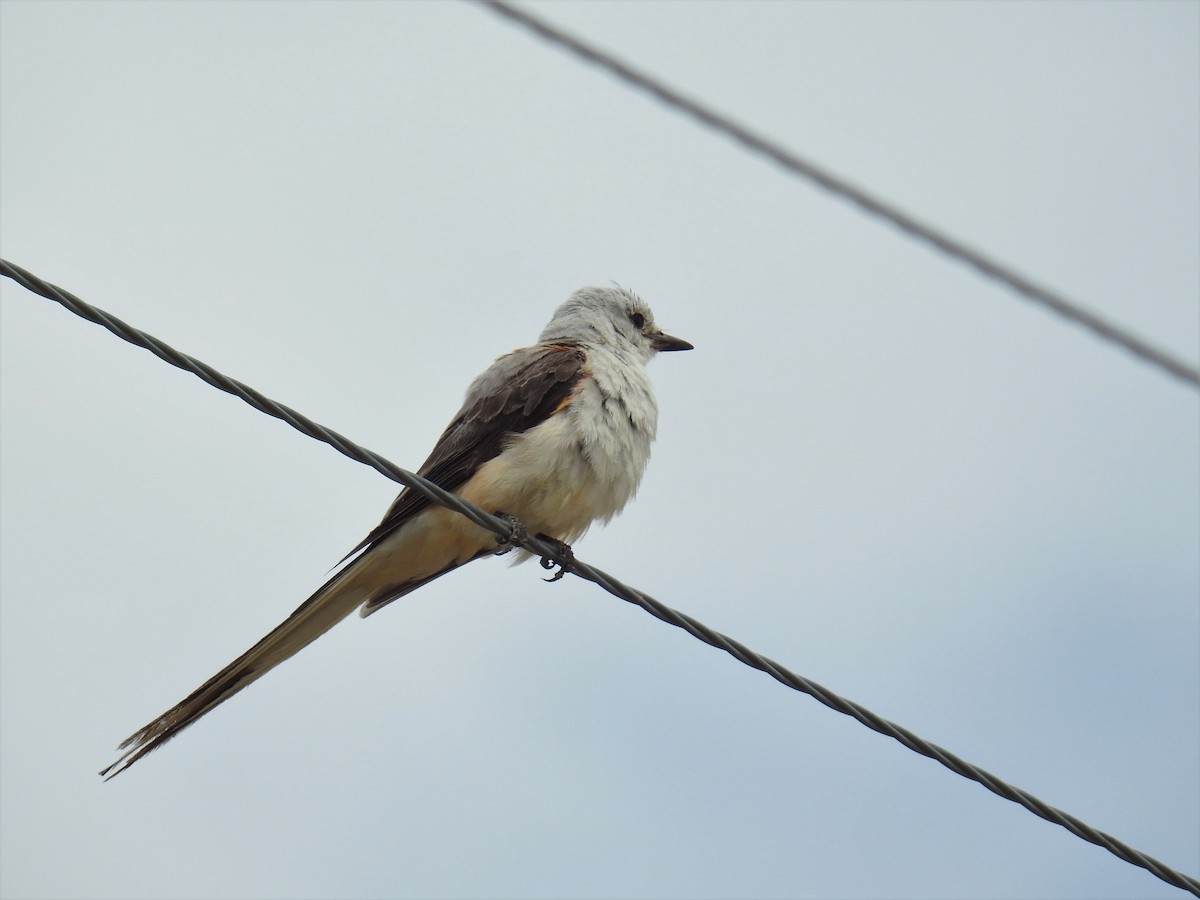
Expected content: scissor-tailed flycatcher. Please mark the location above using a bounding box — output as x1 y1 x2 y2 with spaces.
101 286 691 778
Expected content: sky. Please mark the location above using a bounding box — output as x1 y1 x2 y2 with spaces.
1 2 1197 899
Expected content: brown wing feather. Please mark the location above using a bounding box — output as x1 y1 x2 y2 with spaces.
341 342 588 561
100 343 589 777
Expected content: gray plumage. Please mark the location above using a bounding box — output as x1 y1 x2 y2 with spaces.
101 286 691 778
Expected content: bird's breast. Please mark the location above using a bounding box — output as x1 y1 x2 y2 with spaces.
459 364 657 543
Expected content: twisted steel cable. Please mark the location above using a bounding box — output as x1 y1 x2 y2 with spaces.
3 258 1197 896
478 0 1200 391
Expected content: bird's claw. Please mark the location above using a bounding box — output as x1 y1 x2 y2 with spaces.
494 513 527 555
537 535 575 582
494 517 573 580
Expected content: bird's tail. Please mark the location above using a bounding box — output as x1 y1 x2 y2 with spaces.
100 562 371 779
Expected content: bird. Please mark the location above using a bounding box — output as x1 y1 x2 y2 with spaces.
100 285 692 778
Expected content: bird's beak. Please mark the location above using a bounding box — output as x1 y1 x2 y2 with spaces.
651 331 694 352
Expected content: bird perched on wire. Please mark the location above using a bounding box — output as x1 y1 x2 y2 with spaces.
101 285 692 778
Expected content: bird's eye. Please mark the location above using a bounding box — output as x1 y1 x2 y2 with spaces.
629 312 646 329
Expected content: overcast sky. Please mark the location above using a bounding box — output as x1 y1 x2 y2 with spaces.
2 2 1197 899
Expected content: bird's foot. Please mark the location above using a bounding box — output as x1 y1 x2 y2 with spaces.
494 512 527 555
537 534 575 582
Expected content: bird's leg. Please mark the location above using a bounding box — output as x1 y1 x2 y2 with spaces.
536 534 575 582
493 512 527 555
493 514 574 581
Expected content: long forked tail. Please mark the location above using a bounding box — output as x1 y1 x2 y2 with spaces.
100 565 369 779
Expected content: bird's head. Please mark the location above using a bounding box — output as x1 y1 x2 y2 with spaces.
539 286 693 362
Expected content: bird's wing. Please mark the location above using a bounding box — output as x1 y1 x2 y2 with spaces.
341 341 588 561
100 342 589 778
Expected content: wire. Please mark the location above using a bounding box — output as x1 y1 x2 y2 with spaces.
2 258 1197 896
477 0 1200 391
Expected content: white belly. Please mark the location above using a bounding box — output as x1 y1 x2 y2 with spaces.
459 367 657 544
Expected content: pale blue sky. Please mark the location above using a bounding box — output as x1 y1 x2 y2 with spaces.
2 2 1197 898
